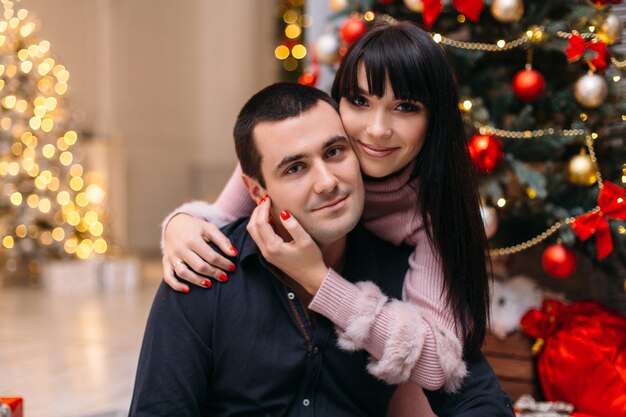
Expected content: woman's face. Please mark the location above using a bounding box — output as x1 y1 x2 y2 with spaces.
339 63 429 178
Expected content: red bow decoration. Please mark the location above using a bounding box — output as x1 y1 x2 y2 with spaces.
521 299 569 340
570 181 626 260
421 0 483 28
565 33 611 73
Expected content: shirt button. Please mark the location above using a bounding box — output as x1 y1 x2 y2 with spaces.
287 292 295 300
303 399 310 407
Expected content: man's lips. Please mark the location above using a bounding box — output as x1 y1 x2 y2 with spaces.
313 195 349 211
357 141 399 158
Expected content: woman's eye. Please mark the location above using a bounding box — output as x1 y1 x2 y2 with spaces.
397 102 421 113
349 96 368 107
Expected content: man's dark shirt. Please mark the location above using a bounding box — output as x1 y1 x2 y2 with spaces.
129 219 409 417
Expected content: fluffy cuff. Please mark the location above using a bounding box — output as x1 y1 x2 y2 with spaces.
424 316 468 393
366 300 426 384
335 281 388 351
160 201 231 253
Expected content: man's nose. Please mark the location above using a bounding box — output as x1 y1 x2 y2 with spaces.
312 163 339 194
365 111 392 139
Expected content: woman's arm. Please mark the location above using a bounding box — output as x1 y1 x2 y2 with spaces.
161 163 255 291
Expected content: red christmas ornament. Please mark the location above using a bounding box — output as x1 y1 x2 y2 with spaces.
512 68 545 102
340 18 367 45
467 134 503 174
542 244 577 279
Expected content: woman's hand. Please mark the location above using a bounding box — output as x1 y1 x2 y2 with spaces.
162 213 238 292
247 197 329 295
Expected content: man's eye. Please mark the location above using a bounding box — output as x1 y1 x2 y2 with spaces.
286 164 303 175
326 147 343 158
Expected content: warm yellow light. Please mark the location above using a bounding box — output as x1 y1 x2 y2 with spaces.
0 21 5 32
38 77 53 92
94 238 108 254
59 151 73 166
275 45 290 60
497 40 506 48
614 76 621 82
86 184 105 204
2 236 14 249
62 201 76 214
64 237 78 254
57 191 71 205
66 211 81 226
57 138 69 151
64 131 78 145
26 194 39 208
40 231 53 245
45 97 57 110
84 211 99 225
462 100 472 111
363 11 375 21
283 10 298 24
291 44 307 59
89 221 104 236
0 162 7 176
11 142 22 155
0 79 4 90
527 187 537 199
48 177 60 191
15 224 27 238
38 62 51 76
75 192 89 207
433 33 442 43
55 82 68 95
29 116 41 130
70 176 84 191
589 26 596 32
3 95 16 109
70 164 84 177
0 117 11 130
39 41 50 54
285 24 301 39
52 227 65 241
17 49 29 61
581 113 588 122
0 35 5 46
39 198 51 213
7 162 19 176
42 144 55 158
15 99 27 112
591 132 598 139
457 15 466 23
10 192 22 205
19 22 35 37
17 9 28 19
497 198 507 208
6 64 16 77
34 104 46 117
41 118 54 132
20 60 32 73
27 45 39 57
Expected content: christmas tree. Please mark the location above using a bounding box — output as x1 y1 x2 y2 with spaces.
0 0 108 279
288 0 626 310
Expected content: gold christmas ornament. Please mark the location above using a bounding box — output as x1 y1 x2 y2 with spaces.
404 0 423 13
567 151 598 186
574 73 608 109
315 33 340 65
490 0 524 23
598 13 623 45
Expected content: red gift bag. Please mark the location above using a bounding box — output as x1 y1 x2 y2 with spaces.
521 300 626 417
0 398 23 417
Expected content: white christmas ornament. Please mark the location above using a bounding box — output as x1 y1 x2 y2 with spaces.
329 0 348 12
490 0 524 23
404 0 423 13
574 73 608 109
316 33 340 65
601 13 623 45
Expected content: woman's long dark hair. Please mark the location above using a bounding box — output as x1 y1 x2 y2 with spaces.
331 21 490 356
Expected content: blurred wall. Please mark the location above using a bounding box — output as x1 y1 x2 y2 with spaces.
22 0 277 254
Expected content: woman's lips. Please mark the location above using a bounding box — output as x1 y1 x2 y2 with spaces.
357 141 399 158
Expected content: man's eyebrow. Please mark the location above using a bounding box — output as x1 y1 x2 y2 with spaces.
275 135 349 171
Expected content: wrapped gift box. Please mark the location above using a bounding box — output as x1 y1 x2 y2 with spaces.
0 398 23 417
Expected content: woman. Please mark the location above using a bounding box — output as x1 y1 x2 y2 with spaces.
162 21 493 414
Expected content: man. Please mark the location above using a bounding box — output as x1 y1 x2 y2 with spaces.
129 83 513 416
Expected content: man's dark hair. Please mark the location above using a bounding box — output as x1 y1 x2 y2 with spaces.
233 82 339 188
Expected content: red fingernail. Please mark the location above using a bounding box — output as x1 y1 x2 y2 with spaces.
181 287 190 294
219 273 229 282
280 210 290 220
202 280 212 288
230 246 238 255
229 264 236 272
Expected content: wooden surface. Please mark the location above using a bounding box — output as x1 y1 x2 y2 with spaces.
483 331 540 401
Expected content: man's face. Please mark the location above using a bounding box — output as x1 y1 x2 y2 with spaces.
249 101 364 246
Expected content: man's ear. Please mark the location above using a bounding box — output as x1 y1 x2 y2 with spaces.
241 174 267 205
